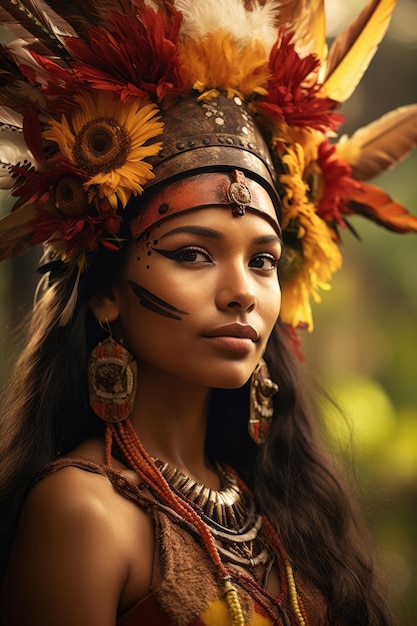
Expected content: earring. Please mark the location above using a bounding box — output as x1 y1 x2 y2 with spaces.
88 319 137 423
249 358 278 444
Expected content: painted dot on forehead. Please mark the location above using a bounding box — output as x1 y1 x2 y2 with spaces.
147 250 152 256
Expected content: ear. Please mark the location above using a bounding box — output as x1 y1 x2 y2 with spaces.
88 288 121 324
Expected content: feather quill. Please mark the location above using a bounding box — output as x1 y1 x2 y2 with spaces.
320 0 396 103
339 105 417 181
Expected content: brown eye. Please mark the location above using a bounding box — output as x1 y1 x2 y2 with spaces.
249 255 278 270
173 247 211 263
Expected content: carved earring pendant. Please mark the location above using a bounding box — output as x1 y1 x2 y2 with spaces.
88 323 137 423
249 358 278 444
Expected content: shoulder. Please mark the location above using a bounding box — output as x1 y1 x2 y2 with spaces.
1 446 154 625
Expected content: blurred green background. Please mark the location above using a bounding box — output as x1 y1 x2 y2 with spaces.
302 2 417 623
1 1 416 623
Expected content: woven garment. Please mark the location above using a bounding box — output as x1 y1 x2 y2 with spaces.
36 458 329 626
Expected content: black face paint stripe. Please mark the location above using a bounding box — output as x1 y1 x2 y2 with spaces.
127 280 189 321
151 248 178 260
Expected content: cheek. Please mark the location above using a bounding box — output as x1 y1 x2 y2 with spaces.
262 280 281 327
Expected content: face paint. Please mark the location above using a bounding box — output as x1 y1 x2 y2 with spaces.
127 279 188 321
116 205 281 390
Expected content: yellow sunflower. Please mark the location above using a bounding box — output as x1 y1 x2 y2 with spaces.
277 139 342 329
279 210 342 330
44 91 164 208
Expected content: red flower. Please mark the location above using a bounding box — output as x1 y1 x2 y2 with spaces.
30 206 101 253
19 53 82 115
315 141 360 227
65 8 184 102
12 153 87 208
30 193 122 258
256 31 343 132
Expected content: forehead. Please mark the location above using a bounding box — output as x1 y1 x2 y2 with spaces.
143 205 281 242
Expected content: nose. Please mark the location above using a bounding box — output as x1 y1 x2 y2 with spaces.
215 263 256 312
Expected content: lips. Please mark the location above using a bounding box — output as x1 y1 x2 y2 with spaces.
203 323 259 342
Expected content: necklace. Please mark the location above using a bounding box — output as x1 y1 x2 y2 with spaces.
154 459 275 579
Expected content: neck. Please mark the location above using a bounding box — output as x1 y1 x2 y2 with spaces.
128 366 216 484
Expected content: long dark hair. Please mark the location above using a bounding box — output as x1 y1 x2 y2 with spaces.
0 243 393 625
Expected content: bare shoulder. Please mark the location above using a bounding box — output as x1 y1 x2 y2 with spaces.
1 446 154 626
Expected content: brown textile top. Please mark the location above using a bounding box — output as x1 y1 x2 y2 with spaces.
37 458 329 626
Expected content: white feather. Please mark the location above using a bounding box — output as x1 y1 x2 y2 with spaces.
0 106 24 128
0 125 37 189
58 265 82 326
144 0 160 10
7 39 52 86
175 0 281 54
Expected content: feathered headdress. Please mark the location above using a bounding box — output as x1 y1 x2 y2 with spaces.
0 0 416 330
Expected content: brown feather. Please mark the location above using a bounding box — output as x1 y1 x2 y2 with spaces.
0 203 37 260
321 0 396 102
39 0 138 37
0 42 46 113
343 104 417 181
349 182 417 233
0 1 67 57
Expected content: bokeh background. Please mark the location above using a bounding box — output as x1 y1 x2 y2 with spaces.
1 1 416 623
302 2 417 624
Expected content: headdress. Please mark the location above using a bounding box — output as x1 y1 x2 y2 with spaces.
0 0 417 331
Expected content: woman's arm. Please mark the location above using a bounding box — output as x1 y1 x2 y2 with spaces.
1 467 137 626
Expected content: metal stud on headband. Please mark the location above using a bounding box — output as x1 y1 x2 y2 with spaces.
228 171 253 217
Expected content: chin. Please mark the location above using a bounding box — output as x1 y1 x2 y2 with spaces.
200 366 254 390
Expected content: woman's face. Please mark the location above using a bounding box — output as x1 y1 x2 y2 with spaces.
112 204 281 389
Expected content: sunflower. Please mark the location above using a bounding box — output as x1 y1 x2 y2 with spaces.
44 91 164 209
277 139 342 329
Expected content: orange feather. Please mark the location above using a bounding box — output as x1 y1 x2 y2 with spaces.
349 182 417 234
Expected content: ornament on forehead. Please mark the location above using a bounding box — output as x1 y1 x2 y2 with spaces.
0 0 416 336
130 169 282 240
228 171 252 217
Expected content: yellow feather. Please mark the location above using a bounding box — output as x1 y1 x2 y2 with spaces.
320 0 396 103
179 32 270 97
276 0 326 61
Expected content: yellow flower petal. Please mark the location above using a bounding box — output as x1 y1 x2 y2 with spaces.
43 91 164 208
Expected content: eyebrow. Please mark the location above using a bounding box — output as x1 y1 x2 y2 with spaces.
158 226 281 245
159 226 221 241
252 234 282 245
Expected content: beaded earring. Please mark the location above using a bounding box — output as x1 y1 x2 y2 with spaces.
88 319 137 422
248 358 278 444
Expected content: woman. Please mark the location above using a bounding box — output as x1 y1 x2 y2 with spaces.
0 1 416 624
